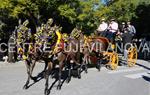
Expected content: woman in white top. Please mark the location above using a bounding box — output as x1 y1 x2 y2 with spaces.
107 19 119 43
97 18 108 37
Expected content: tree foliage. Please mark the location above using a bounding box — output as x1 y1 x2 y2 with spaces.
0 0 150 39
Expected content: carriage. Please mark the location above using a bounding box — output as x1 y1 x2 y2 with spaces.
83 36 138 70
16 19 138 95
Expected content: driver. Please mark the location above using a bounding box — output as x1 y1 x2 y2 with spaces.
97 18 108 37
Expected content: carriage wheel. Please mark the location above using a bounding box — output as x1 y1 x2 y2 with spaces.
104 52 119 70
127 47 137 67
109 52 119 70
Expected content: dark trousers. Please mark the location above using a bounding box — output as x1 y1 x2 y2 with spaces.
98 30 107 37
106 32 116 43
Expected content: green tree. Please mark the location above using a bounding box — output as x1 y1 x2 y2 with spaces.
58 0 100 34
0 0 150 39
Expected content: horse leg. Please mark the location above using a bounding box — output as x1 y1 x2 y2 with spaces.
29 60 38 82
71 55 81 79
43 60 48 72
77 65 81 79
66 63 72 83
83 55 88 73
57 61 63 90
44 61 53 95
50 62 57 79
23 60 31 89
68 53 81 79
41 61 48 78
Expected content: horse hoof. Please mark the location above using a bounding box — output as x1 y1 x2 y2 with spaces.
44 89 50 95
23 84 28 89
32 77 38 82
66 80 69 83
78 76 81 79
85 70 88 73
96 65 101 72
57 85 61 90
78 75 81 79
78 72 81 79
66 78 71 83
96 66 100 71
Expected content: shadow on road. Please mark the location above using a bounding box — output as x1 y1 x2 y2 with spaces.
142 75 150 82
25 71 45 89
136 63 150 70
47 68 69 95
23 65 84 95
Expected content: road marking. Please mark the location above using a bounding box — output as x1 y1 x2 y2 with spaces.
125 72 150 79
108 67 143 74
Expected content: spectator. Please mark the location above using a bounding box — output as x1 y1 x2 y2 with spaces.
127 21 136 38
121 29 133 59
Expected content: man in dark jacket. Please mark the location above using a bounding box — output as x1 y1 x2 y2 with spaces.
121 29 133 45
121 29 133 59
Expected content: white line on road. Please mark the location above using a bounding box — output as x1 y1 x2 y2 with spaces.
125 72 150 79
108 67 144 74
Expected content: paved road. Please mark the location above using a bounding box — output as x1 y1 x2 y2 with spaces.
0 60 149 95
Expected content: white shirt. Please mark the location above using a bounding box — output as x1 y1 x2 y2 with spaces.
109 21 118 33
97 22 108 32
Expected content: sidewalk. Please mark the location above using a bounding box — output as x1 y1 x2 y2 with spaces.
0 60 44 68
0 61 25 68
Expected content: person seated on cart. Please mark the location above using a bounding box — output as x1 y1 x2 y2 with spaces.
120 22 127 33
97 18 108 37
116 22 127 42
127 21 136 39
106 18 119 44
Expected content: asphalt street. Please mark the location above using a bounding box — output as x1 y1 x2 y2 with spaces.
0 60 149 95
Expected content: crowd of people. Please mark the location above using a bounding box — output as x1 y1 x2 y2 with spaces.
96 18 136 45
96 18 137 59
